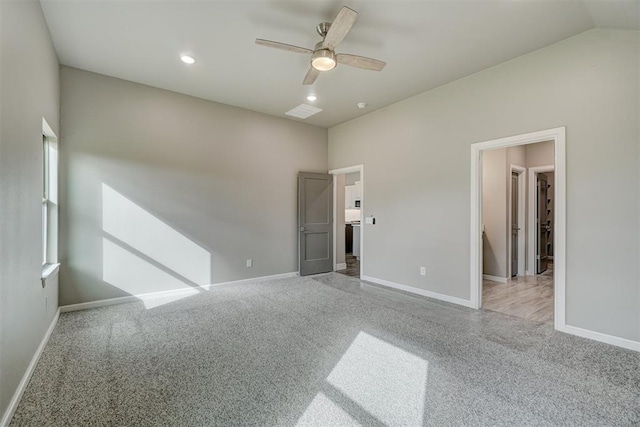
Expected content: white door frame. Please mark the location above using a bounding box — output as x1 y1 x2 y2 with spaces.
528 165 554 276
509 165 526 278
470 127 566 331
329 164 364 278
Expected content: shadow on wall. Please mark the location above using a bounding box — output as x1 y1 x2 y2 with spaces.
101 183 212 309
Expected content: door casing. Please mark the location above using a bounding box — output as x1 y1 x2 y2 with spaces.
470 127 566 331
509 165 526 278
528 165 554 276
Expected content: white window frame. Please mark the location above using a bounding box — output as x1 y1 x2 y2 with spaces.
41 118 60 285
42 135 49 265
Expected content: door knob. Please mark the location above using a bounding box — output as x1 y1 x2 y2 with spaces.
300 226 305 232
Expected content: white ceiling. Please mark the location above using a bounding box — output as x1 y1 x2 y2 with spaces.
40 0 639 128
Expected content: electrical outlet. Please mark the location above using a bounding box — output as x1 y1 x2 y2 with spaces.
246 259 252 268
420 266 426 276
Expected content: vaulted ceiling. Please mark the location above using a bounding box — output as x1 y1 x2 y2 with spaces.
40 0 640 128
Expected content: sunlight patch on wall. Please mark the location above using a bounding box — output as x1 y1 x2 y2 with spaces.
327 332 428 426
296 392 361 426
102 183 211 285
102 238 198 308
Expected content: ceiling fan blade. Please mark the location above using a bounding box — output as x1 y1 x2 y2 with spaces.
303 67 320 85
255 39 313 54
322 6 358 50
336 54 386 71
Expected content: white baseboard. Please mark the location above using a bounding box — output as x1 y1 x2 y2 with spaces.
361 275 474 308
336 263 347 271
483 274 508 283
558 324 640 352
1 309 60 427
60 272 299 313
60 294 141 313
361 275 638 352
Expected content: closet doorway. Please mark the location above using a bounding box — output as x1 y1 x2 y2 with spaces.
470 127 566 330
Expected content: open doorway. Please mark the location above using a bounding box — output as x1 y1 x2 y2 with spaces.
470 128 566 330
480 141 555 323
329 165 364 279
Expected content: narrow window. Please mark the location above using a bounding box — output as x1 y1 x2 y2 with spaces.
42 135 49 265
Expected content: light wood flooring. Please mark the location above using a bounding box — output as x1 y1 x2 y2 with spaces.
482 262 554 324
337 253 360 278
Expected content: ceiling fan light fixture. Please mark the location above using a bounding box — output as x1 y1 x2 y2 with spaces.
311 49 336 71
255 6 385 85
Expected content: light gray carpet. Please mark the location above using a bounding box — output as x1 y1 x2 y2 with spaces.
11 273 640 426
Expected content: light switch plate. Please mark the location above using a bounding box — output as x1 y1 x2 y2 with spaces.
365 217 374 225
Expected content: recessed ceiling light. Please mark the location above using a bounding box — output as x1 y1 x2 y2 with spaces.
306 95 317 102
180 55 195 64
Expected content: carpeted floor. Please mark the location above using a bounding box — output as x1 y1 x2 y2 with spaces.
11 273 640 426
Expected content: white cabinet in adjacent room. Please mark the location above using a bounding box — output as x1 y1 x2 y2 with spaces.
345 185 357 209
354 180 362 199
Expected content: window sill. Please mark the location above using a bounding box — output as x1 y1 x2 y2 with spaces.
41 263 60 287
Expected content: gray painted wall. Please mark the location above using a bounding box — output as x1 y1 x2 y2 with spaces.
482 148 508 278
328 29 640 341
508 145 526 169
59 67 327 305
0 0 60 421
526 140 555 167
345 172 360 186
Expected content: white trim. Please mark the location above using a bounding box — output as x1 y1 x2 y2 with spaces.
470 145 483 309
41 262 60 287
528 165 554 278
329 165 364 279
483 274 508 283
470 127 566 332
557 324 640 352
509 165 526 277
60 272 298 313
42 117 56 141
336 263 347 271
42 118 59 267
331 177 338 271
362 275 474 308
0 309 60 427
328 165 363 175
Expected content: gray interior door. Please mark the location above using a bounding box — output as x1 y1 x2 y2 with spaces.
298 172 333 276
537 173 549 274
511 172 518 277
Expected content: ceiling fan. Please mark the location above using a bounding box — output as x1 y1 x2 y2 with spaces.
255 6 386 85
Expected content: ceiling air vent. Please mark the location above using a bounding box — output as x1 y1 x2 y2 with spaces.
285 104 323 119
